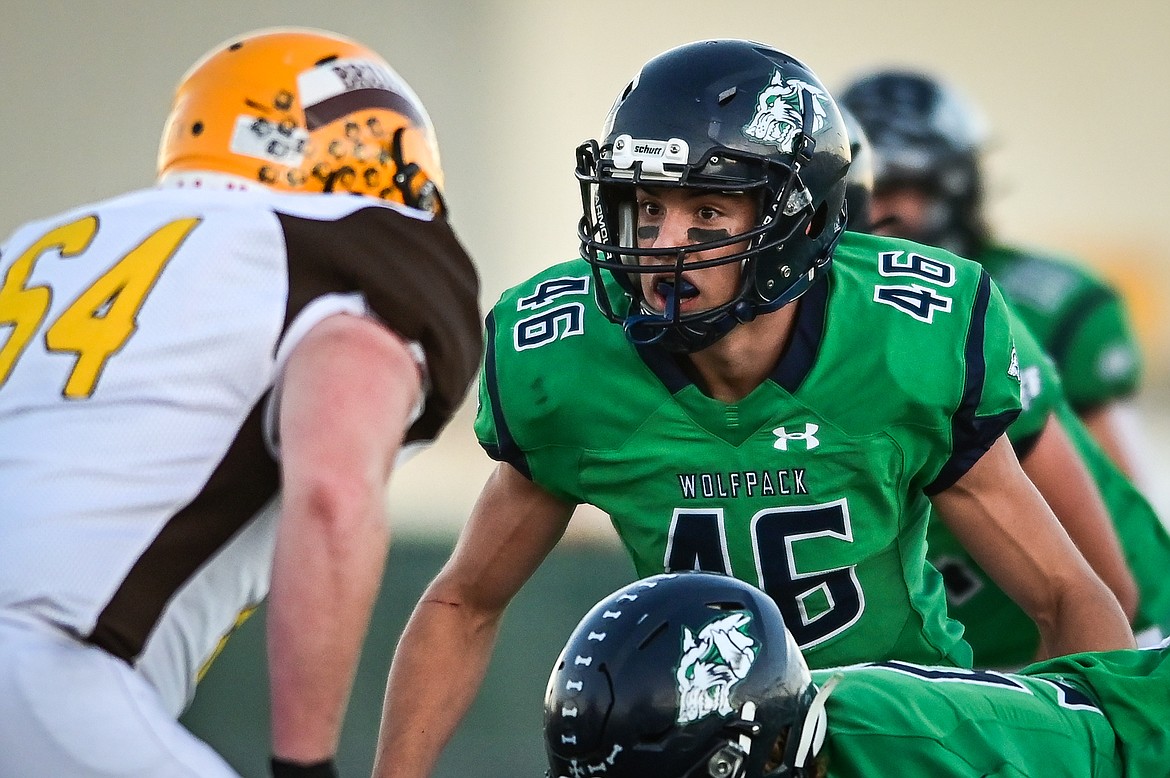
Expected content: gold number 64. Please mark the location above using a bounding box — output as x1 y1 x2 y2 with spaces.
0 215 200 398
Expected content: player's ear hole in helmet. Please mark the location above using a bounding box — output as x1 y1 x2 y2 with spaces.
575 39 851 353
543 571 831 778
157 27 447 216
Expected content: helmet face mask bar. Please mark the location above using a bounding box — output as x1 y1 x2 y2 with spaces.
574 40 850 353
576 124 817 349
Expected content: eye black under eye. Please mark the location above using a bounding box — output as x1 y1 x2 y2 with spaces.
688 228 731 242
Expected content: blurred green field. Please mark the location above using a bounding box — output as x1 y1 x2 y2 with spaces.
181 536 634 777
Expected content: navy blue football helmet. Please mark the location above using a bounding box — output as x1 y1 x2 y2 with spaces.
839 70 989 255
544 572 826 778
575 39 851 353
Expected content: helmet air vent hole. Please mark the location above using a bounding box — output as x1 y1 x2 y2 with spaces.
717 87 737 105
191 122 204 137
637 621 669 650
315 55 340 66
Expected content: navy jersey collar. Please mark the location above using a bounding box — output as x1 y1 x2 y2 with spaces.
635 274 829 397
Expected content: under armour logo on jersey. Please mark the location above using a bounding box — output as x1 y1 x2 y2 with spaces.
1007 346 1021 381
772 423 820 451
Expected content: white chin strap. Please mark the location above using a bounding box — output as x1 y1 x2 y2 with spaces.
157 170 261 192
738 700 758 752
793 673 842 768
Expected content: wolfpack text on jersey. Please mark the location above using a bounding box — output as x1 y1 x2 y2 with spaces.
476 231 1020 669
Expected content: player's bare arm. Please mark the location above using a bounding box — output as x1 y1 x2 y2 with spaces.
1020 413 1138 622
270 313 423 763
932 435 1135 658
372 462 575 778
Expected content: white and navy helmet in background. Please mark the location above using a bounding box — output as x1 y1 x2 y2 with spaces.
839 70 990 256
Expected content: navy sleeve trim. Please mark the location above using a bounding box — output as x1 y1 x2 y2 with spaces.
479 311 531 479
926 271 1020 494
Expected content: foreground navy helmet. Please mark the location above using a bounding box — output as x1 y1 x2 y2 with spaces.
575 39 851 352
838 70 989 255
544 573 823 778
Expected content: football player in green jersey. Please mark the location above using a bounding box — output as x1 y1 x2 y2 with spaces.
545 572 1168 778
841 111 1170 666
839 70 1147 484
930 322 1170 666
372 40 1134 778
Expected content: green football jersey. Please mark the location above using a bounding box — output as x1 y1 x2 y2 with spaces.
476 231 1022 669
1019 642 1170 777
812 658 1125 777
977 243 1142 412
928 311 1170 667
1000 307 1060 448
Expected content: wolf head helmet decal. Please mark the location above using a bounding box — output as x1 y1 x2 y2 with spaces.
743 70 830 153
677 611 759 723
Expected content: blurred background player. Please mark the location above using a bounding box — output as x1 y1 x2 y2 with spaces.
929 319 1170 665
837 107 875 234
545 572 1170 778
841 102 1170 667
0 28 481 778
373 38 1133 778
839 70 1148 485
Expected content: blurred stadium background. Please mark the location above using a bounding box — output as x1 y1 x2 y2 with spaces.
4 1 1170 775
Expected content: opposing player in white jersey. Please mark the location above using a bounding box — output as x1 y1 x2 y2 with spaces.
0 28 482 778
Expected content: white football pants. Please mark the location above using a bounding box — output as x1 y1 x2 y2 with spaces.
0 611 239 777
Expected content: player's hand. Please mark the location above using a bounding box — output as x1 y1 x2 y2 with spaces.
270 756 339 778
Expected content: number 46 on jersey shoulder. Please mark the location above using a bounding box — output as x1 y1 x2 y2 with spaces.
872 250 955 323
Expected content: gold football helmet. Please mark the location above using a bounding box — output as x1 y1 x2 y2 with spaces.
158 28 445 214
